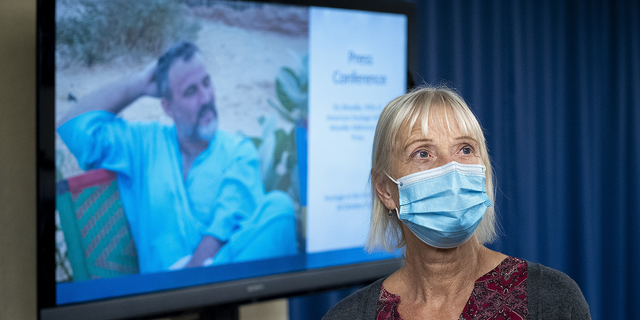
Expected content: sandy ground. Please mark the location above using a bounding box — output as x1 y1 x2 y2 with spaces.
55 3 308 179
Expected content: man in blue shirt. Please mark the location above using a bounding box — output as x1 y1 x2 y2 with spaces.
57 42 297 273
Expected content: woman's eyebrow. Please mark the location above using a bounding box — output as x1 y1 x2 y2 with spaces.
403 138 431 151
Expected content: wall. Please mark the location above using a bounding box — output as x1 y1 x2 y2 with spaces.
0 0 37 319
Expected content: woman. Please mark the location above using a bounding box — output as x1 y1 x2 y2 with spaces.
323 87 590 319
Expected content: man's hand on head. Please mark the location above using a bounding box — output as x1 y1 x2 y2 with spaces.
137 60 161 98
56 59 164 127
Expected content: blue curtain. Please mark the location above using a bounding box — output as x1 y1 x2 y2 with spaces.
417 1 640 319
291 1 639 319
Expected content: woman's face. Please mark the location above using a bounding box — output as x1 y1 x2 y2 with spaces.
391 107 483 179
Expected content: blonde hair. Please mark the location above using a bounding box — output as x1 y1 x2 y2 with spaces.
367 86 498 252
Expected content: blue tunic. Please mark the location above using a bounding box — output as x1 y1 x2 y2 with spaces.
58 111 296 273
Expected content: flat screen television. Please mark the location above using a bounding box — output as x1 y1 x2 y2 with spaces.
37 0 416 319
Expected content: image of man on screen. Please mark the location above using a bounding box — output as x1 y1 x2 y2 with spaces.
57 42 297 274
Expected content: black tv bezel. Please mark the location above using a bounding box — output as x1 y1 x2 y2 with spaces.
36 0 416 319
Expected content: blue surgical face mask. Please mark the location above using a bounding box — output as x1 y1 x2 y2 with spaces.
386 161 492 249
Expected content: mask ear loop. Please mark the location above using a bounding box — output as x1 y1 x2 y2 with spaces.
384 172 400 185
383 172 401 218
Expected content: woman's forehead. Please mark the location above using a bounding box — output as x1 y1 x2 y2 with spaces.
399 105 469 142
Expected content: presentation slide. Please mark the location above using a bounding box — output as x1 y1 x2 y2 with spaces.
306 7 407 253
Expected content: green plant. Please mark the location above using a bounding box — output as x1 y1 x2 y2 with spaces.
254 115 299 199
268 54 309 127
253 54 308 204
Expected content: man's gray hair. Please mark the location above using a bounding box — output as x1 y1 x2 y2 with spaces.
155 41 200 100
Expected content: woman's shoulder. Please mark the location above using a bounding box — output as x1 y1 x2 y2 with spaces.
322 278 385 320
526 260 591 319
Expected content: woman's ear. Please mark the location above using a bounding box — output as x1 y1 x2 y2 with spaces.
373 171 398 211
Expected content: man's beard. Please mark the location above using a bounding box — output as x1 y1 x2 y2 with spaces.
194 101 218 141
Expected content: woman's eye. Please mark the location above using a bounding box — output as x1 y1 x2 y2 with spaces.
412 150 429 159
457 145 476 156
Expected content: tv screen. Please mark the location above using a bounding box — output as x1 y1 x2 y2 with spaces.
37 0 413 319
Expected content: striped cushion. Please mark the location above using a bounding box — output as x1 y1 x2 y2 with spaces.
57 169 139 281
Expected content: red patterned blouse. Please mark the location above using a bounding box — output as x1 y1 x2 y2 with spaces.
376 256 529 320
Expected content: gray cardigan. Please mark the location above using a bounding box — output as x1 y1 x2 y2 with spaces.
323 261 591 320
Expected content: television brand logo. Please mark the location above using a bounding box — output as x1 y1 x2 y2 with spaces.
247 283 265 293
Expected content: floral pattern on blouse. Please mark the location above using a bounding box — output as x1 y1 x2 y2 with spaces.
376 257 528 320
